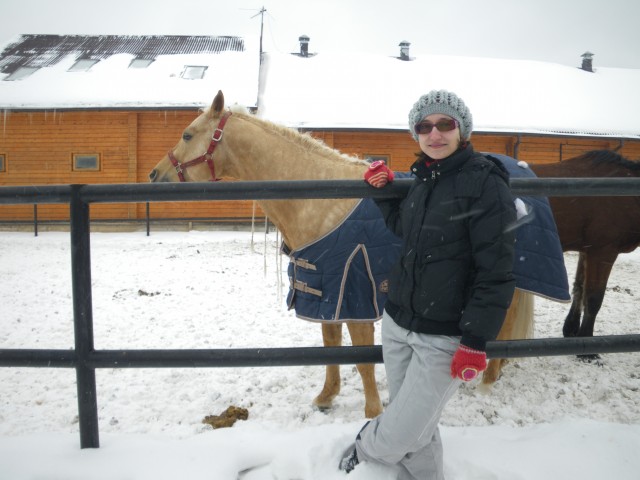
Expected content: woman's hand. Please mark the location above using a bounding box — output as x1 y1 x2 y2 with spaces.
450 345 487 381
364 160 394 188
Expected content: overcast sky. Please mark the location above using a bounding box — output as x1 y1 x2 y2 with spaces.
1 0 639 69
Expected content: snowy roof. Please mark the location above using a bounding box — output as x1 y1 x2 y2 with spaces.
0 34 260 109
259 52 640 139
1 34 639 139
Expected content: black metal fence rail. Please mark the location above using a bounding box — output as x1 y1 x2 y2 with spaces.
1 178 639 449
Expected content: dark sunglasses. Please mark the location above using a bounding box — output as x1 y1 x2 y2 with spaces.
414 119 459 135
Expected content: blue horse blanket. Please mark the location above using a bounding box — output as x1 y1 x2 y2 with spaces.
284 153 570 323
283 198 403 322
487 153 571 303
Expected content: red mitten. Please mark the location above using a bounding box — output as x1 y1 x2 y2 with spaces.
450 345 487 381
364 160 394 188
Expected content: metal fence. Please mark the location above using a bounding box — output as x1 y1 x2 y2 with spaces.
1 177 640 448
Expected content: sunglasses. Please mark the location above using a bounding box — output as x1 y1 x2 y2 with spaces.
414 119 459 135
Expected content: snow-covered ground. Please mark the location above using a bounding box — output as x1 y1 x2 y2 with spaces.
1 229 639 479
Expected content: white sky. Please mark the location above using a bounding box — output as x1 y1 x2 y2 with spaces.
1 0 640 69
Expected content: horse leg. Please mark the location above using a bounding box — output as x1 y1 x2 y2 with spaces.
313 323 343 411
481 289 534 390
576 250 618 362
482 292 519 388
563 253 586 338
346 321 383 418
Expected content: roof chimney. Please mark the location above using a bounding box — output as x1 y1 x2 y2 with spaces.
399 40 411 61
580 51 594 72
299 35 310 57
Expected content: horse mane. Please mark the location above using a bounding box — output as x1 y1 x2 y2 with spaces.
579 149 640 172
228 110 369 168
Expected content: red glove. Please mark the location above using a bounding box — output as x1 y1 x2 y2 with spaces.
364 160 394 188
450 345 487 381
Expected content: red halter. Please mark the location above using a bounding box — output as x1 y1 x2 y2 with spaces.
167 111 232 182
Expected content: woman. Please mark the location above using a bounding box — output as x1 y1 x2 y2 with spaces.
339 90 517 479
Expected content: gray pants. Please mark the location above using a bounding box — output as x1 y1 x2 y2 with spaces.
356 311 461 480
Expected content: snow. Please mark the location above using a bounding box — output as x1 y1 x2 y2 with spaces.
2 34 640 138
1 229 639 479
259 52 640 139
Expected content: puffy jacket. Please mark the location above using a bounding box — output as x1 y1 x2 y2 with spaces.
376 144 516 350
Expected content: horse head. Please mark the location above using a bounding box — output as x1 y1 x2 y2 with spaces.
149 90 233 183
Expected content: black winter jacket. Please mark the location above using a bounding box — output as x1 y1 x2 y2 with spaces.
376 144 516 351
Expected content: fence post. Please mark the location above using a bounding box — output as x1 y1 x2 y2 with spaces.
33 204 38 237
146 201 150 236
69 185 100 448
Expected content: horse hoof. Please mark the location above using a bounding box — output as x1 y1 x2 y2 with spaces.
364 406 382 419
476 382 494 395
312 397 333 413
577 354 603 366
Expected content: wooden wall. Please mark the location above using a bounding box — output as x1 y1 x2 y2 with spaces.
1 109 639 223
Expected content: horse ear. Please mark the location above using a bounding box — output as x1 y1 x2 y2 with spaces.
211 90 225 117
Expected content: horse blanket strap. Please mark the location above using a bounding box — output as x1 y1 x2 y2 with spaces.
484 153 571 302
284 199 403 323
293 280 322 297
293 258 317 271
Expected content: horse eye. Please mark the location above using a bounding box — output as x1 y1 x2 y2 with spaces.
182 132 193 141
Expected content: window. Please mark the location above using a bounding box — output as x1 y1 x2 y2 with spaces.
181 65 208 80
129 58 154 69
72 154 100 171
4 67 38 81
0 154 5 172
68 59 99 72
364 154 390 166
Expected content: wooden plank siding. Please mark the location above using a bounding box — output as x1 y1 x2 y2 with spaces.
1 109 639 224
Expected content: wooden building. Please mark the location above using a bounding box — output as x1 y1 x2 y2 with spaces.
1 35 639 227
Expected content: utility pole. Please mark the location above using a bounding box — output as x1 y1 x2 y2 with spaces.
251 6 266 64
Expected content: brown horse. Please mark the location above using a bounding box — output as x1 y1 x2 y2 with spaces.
149 90 534 417
531 151 640 348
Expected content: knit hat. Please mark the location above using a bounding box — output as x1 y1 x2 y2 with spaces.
408 90 473 141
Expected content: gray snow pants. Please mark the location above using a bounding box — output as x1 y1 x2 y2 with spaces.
356 310 462 480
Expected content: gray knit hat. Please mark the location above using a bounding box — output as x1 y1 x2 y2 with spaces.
408 90 473 141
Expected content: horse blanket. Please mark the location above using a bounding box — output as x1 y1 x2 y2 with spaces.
283 198 403 322
284 153 570 323
488 153 571 303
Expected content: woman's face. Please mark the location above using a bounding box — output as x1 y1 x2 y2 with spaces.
416 113 461 160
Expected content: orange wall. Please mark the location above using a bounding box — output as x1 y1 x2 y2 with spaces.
1 109 639 222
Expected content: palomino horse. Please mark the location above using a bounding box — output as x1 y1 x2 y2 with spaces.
149 91 540 418
531 151 640 350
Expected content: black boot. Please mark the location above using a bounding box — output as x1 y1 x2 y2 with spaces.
338 447 359 473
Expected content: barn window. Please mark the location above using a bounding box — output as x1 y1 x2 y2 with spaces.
181 65 208 79
4 67 38 81
0 154 5 172
364 154 390 166
68 59 99 72
72 154 100 171
129 58 154 69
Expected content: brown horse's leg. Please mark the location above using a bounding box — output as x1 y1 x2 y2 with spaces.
578 249 618 338
346 321 382 418
563 253 586 338
313 323 343 411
